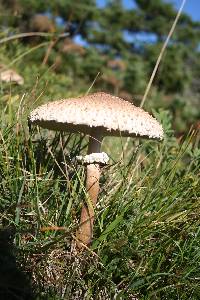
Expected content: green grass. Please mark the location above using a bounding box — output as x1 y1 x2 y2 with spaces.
0 84 200 299
0 39 200 300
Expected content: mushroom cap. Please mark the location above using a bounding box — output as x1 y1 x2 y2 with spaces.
29 92 163 139
0 69 24 85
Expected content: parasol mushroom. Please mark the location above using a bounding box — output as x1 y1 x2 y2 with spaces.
0 65 24 85
28 92 164 249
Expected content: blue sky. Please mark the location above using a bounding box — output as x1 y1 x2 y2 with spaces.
97 0 200 21
74 1 199 46
167 0 200 21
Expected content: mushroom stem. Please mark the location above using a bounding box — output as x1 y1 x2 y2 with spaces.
87 130 103 154
77 163 101 247
76 130 103 248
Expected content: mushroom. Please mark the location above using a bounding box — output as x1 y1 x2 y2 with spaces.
28 92 163 248
0 64 24 85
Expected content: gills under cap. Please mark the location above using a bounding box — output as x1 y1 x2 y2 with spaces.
29 92 163 139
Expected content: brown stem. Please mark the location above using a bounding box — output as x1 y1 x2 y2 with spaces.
42 38 57 66
76 163 101 247
76 130 103 248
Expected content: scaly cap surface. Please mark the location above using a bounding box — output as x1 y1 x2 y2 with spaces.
29 92 164 139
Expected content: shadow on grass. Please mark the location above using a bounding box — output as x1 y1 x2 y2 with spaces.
0 226 34 300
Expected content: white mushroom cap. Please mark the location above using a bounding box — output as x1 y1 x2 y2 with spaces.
0 69 24 85
29 92 164 139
